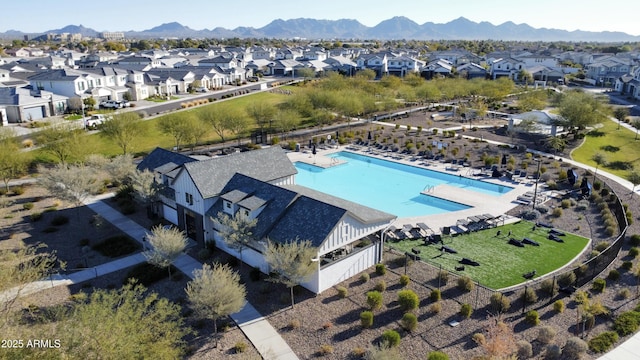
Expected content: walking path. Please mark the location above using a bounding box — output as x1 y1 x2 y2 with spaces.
1 192 298 360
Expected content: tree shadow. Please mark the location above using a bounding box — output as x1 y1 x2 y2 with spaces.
333 307 362 325
332 325 362 342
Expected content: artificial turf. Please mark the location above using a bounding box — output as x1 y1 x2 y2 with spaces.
387 220 590 289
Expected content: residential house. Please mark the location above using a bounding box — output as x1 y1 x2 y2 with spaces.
489 58 526 80
0 87 67 122
615 67 640 100
355 53 389 77
456 62 487 79
585 56 632 87
421 59 453 79
387 55 422 77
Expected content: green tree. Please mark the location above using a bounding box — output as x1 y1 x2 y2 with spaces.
246 101 276 133
545 135 566 154
557 90 610 133
199 105 236 143
185 263 246 345
144 225 188 279
100 112 143 154
59 281 189 359
102 153 136 187
157 112 196 151
518 90 547 111
226 109 253 146
37 123 86 164
592 152 607 181
264 239 318 309
633 119 640 140
274 109 300 140
628 170 640 194
297 67 315 82
0 129 28 191
213 211 257 268
613 107 630 130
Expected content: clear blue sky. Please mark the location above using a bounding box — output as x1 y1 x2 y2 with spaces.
4 0 640 36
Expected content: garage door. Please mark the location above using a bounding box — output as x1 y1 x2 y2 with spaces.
162 204 178 225
23 106 44 121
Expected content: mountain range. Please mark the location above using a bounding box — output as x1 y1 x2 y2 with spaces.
5 16 640 42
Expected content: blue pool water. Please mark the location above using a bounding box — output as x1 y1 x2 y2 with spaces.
294 151 512 218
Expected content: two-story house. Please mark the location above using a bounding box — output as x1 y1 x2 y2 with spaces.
138 146 396 294
489 58 526 80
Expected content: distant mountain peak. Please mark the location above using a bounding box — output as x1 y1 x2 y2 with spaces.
1 17 637 42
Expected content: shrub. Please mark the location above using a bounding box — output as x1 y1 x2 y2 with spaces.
525 310 540 326
460 303 472 319
22 202 34 210
12 186 25 195
381 329 401 347
517 340 533 359
592 278 606 293
352 347 366 357
30 212 42 222
430 302 442 314
629 247 639 258
553 300 565 313
538 325 557 344
521 287 538 304
234 341 247 353
401 313 417 332
557 271 576 288
427 351 449 360
360 310 374 328
197 248 211 261
399 274 410 286
318 344 334 356
367 291 383 311
490 292 510 312
360 272 370 283
608 269 621 281
335 286 348 299
551 208 563 217
594 241 609 252
375 263 386 275
588 331 619 353
561 199 571 208
430 289 441 302
472 332 486 345
630 234 640 247
545 344 561 360
51 215 69 226
562 337 588 360
613 311 640 336
622 261 633 271
437 270 449 284
618 288 631 300
457 276 474 292
397 290 419 312
374 280 386 292
540 278 558 296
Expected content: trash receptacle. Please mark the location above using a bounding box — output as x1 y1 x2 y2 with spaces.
295 143 300 152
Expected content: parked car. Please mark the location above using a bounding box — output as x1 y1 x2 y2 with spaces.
100 100 123 109
85 114 107 129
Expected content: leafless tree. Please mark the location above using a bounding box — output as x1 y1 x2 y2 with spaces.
144 225 187 279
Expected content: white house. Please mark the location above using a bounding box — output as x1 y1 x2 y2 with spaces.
138 146 396 293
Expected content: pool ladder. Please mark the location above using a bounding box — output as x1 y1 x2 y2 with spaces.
423 185 435 193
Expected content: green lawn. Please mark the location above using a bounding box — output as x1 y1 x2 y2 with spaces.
388 221 589 289
572 120 640 178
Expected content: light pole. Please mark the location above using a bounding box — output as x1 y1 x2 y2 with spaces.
532 158 542 210
80 97 86 130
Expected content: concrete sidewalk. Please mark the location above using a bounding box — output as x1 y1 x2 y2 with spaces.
85 194 299 359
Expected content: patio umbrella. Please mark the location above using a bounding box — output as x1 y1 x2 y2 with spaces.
368 131 372 141
501 154 507 167
312 144 316 155
308 139 312 147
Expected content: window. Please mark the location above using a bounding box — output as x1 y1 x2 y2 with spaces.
244 210 249 217
185 192 193 205
225 201 231 209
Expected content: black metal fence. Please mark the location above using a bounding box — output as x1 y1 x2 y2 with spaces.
385 180 629 316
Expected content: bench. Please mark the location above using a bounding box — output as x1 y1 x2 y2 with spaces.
522 238 540 246
411 247 421 255
548 234 564 243
440 246 458 254
459 258 480 266
549 229 566 236
455 265 465 271
508 238 525 247
522 270 537 279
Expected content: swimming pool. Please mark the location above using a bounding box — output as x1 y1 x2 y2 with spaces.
294 151 512 218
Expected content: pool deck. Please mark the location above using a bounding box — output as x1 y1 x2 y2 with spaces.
287 145 551 232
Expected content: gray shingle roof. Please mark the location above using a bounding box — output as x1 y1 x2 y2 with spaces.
238 196 267 211
181 147 297 199
137 147 197 173
220 189 249 203
267 196 346 247
283 185 396 224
